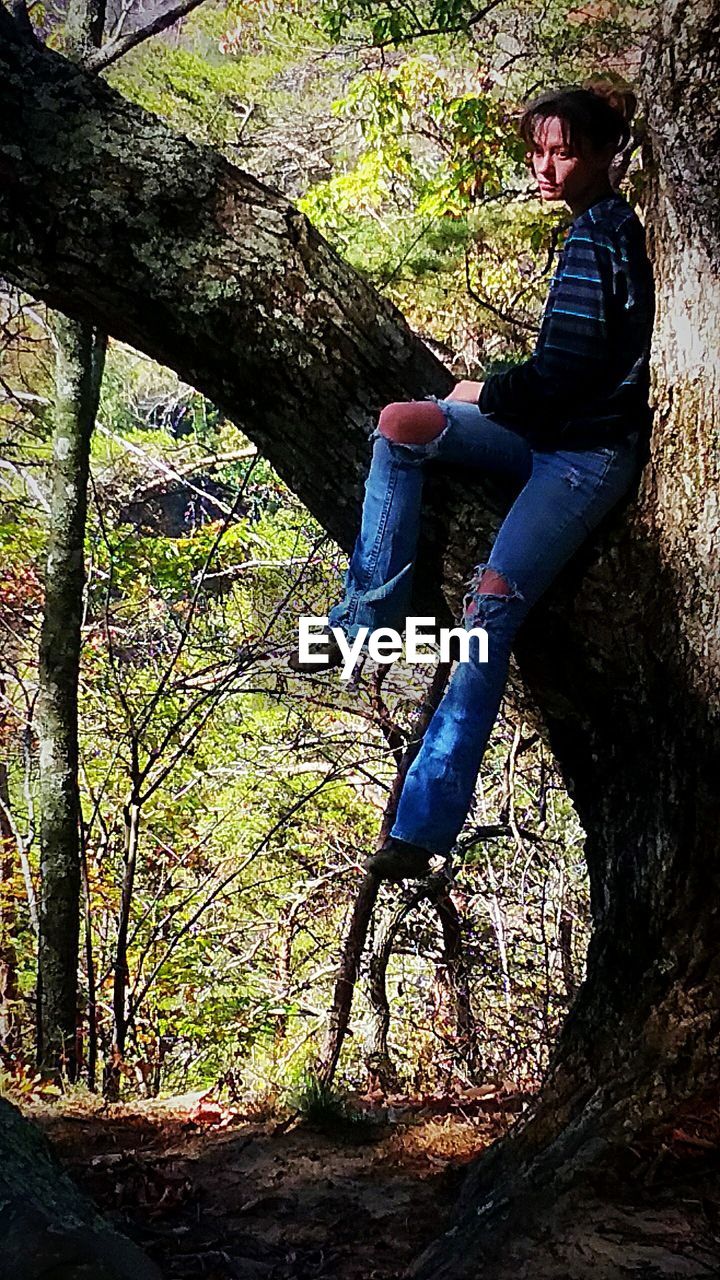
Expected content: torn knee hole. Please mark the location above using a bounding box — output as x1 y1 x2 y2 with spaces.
477 569 513 596
462 565 523 626
378 400 446 444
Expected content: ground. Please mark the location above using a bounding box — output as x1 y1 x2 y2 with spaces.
26 1085 526 1279
21 1084 720 1279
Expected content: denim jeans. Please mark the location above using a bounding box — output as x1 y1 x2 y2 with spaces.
328 398 643 856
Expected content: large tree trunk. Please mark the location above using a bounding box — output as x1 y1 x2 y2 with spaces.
410 0 720 1273
34 0 109 1084
1 6 719 1274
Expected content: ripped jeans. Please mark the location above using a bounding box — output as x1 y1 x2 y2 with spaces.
328 398 643 855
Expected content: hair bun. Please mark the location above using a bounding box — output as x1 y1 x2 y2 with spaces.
582 75 637 127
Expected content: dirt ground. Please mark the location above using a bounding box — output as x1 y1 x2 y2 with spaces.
28 1087 528 1279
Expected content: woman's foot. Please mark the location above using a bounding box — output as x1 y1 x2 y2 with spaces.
365 836 435 882
287 625 345 673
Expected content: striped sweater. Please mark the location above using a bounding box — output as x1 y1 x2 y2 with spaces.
478 192 655 449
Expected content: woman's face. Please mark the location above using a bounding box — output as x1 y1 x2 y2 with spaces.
529 115 614 210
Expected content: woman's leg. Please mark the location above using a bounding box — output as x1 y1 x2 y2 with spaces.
327 398 532 641
390 435 643 856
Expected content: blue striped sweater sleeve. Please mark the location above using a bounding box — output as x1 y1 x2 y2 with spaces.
478 225 617 424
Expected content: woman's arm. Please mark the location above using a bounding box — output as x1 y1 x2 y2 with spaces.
446 380 485 402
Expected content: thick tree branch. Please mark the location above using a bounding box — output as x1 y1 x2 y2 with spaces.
0 27 455 563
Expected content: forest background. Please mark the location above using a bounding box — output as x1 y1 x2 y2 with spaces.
0 0 648 1106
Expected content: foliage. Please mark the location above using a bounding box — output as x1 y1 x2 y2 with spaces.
1 326 591 1096
288 1069 378 1137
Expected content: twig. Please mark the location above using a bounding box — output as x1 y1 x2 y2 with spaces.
84 0 208 72
94 421 243 518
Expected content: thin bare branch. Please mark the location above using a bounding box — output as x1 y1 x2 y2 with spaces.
83 0 208 73
94 421 244 517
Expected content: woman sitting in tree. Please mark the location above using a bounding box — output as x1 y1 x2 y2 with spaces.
290 82 655 881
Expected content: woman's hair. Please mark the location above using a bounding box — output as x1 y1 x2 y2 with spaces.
519 79 637 157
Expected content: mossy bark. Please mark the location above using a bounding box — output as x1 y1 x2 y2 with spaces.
35 0 109 1086
36 314 106 1079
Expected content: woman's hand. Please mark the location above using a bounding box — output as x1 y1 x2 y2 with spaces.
446 380 484 403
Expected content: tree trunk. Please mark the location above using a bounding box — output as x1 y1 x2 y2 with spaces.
104 791 141 1100
1 7 720 1273
0 1095 161 1280
364 881 480 1093
80 829 98 1091
319 664 451 1087
32 0 109 1087
409 0 720 1272
365 890 422 1094
35 312 106 1079
433 888 482 1086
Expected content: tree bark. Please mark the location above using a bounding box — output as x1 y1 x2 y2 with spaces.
36 313 106 1079
364 880 480 1093
0 1096 162 1280
365 889 423 1093
318 872 380 1090
1 7 719 1273
32 0 110 1086
64 0 106 57
433 887 482 1085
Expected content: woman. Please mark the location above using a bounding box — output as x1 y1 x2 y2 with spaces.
291 83 655 881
